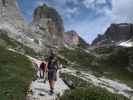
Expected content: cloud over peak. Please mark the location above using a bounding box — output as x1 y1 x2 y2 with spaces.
112 0 133 23
18 0 133 43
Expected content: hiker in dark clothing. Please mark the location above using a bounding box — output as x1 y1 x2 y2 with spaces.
39 61 47 79
39 60 48 83
46 53 59 94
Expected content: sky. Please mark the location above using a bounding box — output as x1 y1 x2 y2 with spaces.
17 0 133 43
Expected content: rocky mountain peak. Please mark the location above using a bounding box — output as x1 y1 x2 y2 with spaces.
0 1 89 53
64 30 79 46
92 23 133 46
64 30 89 48
32 4 64 48
33 4 64 36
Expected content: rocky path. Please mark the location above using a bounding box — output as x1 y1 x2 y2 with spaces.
26 56 69 100
8 48 69 100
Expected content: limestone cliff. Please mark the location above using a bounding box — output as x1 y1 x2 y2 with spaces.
64 30 89 48
32 4 64 47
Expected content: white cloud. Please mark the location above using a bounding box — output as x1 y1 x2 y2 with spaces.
66 7 78 14
83 0 133 23
82 0 95 8
36 0 44 6
82 0 111 16
96 0 106 4
52 0 67 7
112 0 133 23
83 0 107 9
71 0 79 5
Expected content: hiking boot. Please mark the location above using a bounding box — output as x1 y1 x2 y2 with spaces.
49 89 54 95
43 80 46 83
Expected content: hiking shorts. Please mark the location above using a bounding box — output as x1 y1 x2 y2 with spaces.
48 70 57 81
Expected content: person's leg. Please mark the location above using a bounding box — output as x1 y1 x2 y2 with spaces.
48 80 55 93
39 70 42 78
48 80 52 89
42 71 44 78
48 71 57 94
51 80 55 90
43 71 46 83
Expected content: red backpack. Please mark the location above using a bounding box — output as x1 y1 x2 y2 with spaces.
40 62 46 71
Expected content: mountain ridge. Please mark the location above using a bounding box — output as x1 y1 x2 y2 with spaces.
92 23 133 46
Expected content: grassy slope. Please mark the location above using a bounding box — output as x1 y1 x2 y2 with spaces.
60 73 128 100
59 47 95 70
60 88 128 100
91 46 133 87
59 47 130 100
0 47 34 100
59 46 133 87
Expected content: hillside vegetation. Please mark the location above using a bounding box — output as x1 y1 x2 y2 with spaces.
59 46 133 88
0 46 34 100
60 73 129 100
0 30 38 57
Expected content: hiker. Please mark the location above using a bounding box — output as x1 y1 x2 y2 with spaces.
39 61 48 82
32 59 42 79
47 53 59 94
39 62 45 78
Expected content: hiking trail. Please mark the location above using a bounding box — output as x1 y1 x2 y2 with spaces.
8 48 133 100
8 48 69 100
26 56 69 100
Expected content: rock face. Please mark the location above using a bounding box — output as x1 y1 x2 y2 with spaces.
92 23 133 46
0 1 65 53
0 0 23 23
64 31 79 46
0 1 89 53
64 30 89 48
0 0 43 52
32 4 64 47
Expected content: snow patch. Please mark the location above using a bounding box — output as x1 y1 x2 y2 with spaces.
119 40 133 47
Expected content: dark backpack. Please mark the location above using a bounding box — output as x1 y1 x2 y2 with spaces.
48 59 58 70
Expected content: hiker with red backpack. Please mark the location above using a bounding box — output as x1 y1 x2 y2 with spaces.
39 62 46 78
39 60 48 82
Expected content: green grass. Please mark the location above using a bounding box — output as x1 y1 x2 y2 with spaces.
0 47 34 100
59 47 95 69
60 88 128 100
60 73 128 100
90 47 133 87
58 46 133 88
61 73 91 88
